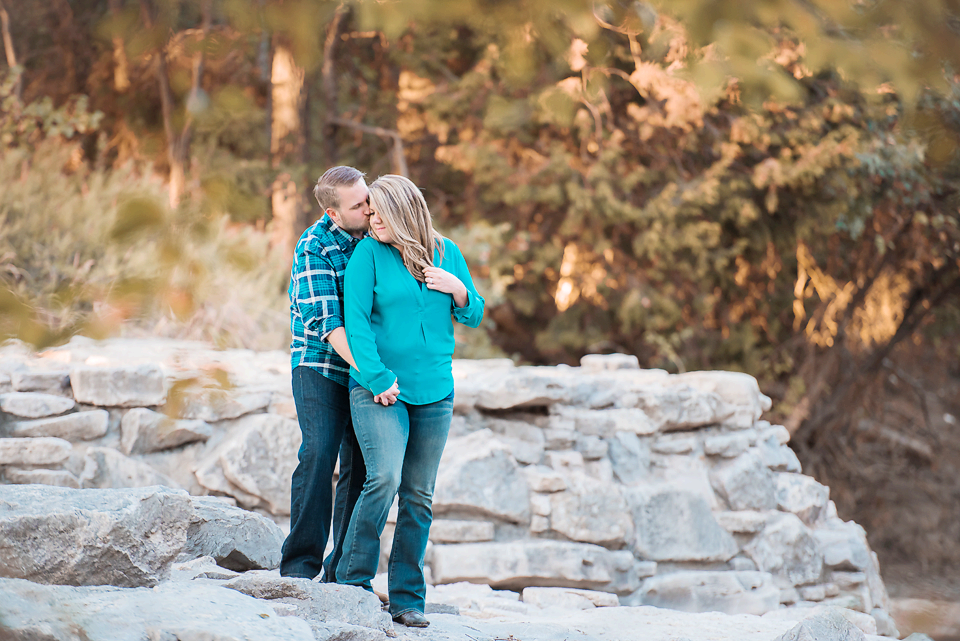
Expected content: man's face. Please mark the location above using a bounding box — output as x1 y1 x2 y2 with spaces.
328 180 370 237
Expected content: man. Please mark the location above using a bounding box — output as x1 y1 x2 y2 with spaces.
282 166 395 580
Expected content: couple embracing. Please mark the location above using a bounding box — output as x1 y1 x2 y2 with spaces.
280 166 484 628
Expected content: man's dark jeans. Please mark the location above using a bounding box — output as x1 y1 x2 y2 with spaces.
280 366 365 580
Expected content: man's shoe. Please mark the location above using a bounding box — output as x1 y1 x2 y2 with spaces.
392 611 430 628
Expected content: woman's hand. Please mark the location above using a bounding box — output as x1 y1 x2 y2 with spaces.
424 266 468 308
374 380 399 406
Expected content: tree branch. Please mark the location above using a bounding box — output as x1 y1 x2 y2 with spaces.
328 116 408 176
0 0 21 103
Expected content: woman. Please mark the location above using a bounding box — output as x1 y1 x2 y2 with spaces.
336 174 484 628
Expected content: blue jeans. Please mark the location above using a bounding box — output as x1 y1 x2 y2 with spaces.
280 367 365 580
337 385 454 617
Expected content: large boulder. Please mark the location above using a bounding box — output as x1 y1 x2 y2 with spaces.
182 496 284 571
0 485 192 587
627 484 738 562
194 413 301 515
433 429 530 524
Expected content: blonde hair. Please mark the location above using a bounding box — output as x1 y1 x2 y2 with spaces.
368 175 444 282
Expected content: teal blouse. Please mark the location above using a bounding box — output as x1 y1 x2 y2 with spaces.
344 236 485 404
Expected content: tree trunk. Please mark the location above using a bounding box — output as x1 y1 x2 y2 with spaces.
0 0 21 103
108 0 130 92
140 0 210 209
269 42 305 256
320 7 346 166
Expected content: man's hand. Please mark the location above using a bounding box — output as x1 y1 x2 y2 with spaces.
374 380 399 406
424 266 468 308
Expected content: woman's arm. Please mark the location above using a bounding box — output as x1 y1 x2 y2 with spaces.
424 240 484 328
344 242 399 396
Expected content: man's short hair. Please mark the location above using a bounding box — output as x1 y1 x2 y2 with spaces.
314 166 366 212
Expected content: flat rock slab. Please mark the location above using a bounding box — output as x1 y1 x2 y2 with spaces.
0 391 75 418
71 363 166 407
223 570 394 636
8 409 109 440
0 436 72 465
0 577 314 641
0 485 191 587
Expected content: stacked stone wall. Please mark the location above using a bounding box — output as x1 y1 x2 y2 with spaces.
0 337 897 637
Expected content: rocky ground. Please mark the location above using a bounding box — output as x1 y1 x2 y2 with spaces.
0 337 945 640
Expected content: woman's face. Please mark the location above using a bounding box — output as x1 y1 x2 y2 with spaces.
370 208 396 245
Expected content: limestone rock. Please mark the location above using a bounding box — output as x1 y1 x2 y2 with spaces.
0 391 74 418
635 570 781 615
716 510 774 534
576 434 609 460
430 540 626 591
3 466 80 488
710 450 778 511
625 386 734 432
554 407 659 437
670 371 772 428
814 522 872 573
178 390 272 422
776 473 830 525
0 485 192 587
0 577 315 641
121 407 212 454
580 353 640 371
472 368 571 410
223 570 394 636
745 514 824 588
522 586 620 609
434 429 530 524
627 484 738 562
429 519 495 543
0 436 72 465
80 446 180 489
607 431 651 485
194 413 301 514
772 607 867 641
8 409 109 441
757 435 803 473
11 368 71 396
169 555 242 581
547 475 634 547
181 496 284 571
71 363 166 407
523 465 567 492
703 432 753 458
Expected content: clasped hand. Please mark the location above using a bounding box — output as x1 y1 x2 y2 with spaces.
374 380 399 406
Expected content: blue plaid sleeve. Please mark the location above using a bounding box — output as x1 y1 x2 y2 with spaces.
292 246 343 342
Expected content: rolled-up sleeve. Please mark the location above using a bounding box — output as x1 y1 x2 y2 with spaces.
292 247 343 342
448 241 485 328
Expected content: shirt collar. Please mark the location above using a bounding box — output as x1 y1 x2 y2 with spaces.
320 213 365 247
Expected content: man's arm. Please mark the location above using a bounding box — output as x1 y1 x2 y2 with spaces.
325 327 357 370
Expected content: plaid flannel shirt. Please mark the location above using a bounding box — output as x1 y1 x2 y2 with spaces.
289 214 364 385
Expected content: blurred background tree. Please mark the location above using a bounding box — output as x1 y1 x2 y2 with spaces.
2 0 960 575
